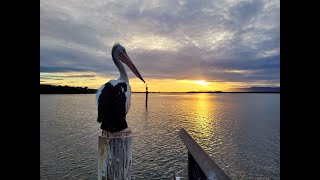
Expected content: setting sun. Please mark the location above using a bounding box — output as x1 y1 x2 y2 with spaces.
194 80 211 86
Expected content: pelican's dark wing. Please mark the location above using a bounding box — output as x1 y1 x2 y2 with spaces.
97 82 128 132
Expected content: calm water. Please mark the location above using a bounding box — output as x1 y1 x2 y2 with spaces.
40 93 280 179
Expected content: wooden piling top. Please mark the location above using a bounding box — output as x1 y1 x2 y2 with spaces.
101 128 132 137
99 128 132 180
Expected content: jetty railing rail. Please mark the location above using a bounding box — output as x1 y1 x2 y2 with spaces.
178 128 231 180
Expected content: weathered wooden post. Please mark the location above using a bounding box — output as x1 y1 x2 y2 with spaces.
98 128 132 180
173 172 181 180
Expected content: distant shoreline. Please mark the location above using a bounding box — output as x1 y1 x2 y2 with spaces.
179 92 279 93
40 84 96 94
40 84 280 94
40 91 280 94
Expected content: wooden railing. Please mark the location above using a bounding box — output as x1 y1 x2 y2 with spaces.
178 128 231 180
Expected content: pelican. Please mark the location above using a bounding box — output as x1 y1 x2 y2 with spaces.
96 43 145 132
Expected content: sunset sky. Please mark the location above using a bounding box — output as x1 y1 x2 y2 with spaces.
40 0 280 92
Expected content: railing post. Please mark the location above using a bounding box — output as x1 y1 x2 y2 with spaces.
178 128 230 180
188 151 208 179
98 129 132 180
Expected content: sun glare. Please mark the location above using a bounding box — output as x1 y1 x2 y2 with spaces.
194 80 210 86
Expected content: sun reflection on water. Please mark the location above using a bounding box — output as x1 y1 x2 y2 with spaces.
187 94 216 144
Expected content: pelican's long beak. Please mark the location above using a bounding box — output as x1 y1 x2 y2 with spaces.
119 51 145 83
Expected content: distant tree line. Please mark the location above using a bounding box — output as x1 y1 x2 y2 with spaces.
40 84 97 94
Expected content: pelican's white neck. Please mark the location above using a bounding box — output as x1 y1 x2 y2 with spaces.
112 53 129 83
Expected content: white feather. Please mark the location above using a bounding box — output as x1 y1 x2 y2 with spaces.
109 79 118 86
96 84 105 105
125 84 131 115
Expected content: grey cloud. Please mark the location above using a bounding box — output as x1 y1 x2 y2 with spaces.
40 0 279 85
229 0 264 24
40 75 96 78
40 66 88 72
203 55 280 71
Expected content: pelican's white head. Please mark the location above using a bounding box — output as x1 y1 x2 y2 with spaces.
112 43 145 83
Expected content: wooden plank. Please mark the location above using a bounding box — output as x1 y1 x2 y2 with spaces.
98 129 132 180
178 128 230 180
188 151 207 180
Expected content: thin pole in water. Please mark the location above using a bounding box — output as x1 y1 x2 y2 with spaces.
146 84 148 109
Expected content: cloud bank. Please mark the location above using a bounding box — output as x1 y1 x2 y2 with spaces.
40 0 279 86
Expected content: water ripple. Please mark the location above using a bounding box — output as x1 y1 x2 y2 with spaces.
41 93 279 179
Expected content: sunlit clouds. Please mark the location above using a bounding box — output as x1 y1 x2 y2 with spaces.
125 35 184 51
194 80 211 86
40 0 280 92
